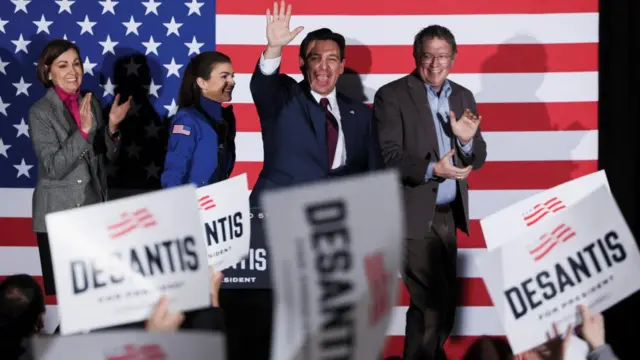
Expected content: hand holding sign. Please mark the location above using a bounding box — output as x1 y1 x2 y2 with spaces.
145 296 185 332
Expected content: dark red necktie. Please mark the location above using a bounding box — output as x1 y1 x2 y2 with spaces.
320 98 338 169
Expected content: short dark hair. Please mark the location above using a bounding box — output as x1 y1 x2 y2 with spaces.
36 39 82 88
412 25 457 65
177 51 232 108
0 274 45 341
299 28 346 61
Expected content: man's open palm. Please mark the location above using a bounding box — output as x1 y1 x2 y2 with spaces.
266 0 304 47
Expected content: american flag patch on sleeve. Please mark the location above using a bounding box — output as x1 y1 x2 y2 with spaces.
172 124 191 136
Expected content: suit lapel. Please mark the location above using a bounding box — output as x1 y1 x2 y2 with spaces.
46 88 77 133
407 73 440 158
448 84 464 166
299 80 330 168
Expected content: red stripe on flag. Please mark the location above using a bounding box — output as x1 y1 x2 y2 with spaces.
231 102 598 132
383 335 509 359
218 0 597 15
468 161 598 190
397 278 492 307
0 216 485 248
219 43 597 74
0 276 57 305
0 217 35 246
229 160 598 192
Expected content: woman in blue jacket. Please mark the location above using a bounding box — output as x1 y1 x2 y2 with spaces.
161 51 237 188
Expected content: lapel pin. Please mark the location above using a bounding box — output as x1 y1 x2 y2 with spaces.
349 110 355 114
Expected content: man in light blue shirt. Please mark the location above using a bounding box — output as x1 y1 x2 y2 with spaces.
373 24 487 360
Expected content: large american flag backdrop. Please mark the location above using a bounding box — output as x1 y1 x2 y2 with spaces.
0 0 598 357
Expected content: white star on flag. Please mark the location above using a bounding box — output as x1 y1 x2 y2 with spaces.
185 36 204 55
12 77 31 96
185 0 204 16
11 34 30 54
122 16 142 36
11 0 30 14
145 79 162 98
163 17 182 36
164 58 182 78
0 138 11 158
33 14 53 34
99 35 118 55
99 0 118 15
142 35 161 55
0 97 10 116
77 15 97 35
142 0 162 15
83 57 97 76
13 118 29 138
55 0 74 14
14 159 33 178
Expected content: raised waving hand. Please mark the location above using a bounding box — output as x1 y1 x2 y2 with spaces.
265 0 304 51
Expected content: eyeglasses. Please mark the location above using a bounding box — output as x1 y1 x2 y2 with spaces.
422 53 452 64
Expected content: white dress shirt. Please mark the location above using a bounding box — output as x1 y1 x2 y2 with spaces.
259 53 347 169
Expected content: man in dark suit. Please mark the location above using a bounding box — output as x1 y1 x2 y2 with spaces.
373 25 487 360
248 0 382 207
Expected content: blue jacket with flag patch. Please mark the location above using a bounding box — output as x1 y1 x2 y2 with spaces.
161 96 236 188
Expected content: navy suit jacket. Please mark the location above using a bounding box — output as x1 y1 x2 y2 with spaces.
249 60 383 207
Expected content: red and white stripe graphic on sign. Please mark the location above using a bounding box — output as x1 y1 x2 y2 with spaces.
364 252 392 325
528 223 577 261
107 209 157 239
105 344 167 360
523 197 567 226
199 195 216 211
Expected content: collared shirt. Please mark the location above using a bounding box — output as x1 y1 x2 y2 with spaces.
423 80 473 205
259 53 347 169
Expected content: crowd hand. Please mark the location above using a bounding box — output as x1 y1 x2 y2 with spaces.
450 108 481 145
108 93 132 133
79 93 93 133
145 296 185 332
576 304 605 351
514 323 572 360
209 266 224 308
433 149 472 180
266 0 304 49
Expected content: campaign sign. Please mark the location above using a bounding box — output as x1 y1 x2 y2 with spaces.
45 185 211 335
220 208 271 289
31 330 225 359
480 170 610 251
475 186 640 354
260 169 405 360
196 173 251 271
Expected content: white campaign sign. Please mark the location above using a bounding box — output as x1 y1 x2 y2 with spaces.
475 186 640 354
480 170 610 250
260 169 405 360
45 185 211 335
196 173 251 271
31 330 225 359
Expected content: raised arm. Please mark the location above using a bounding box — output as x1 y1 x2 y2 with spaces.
249 0 304 120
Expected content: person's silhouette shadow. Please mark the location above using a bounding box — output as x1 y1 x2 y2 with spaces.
99 49 165 196
337 37 372 103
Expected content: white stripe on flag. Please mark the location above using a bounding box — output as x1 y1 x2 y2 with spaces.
229 72 599 104
234 131 597 162
216 13 599 45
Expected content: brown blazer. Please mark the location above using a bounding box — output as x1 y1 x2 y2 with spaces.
28 88 120 232
373 71 487 239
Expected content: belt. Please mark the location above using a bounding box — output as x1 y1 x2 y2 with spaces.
435 203 452 213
